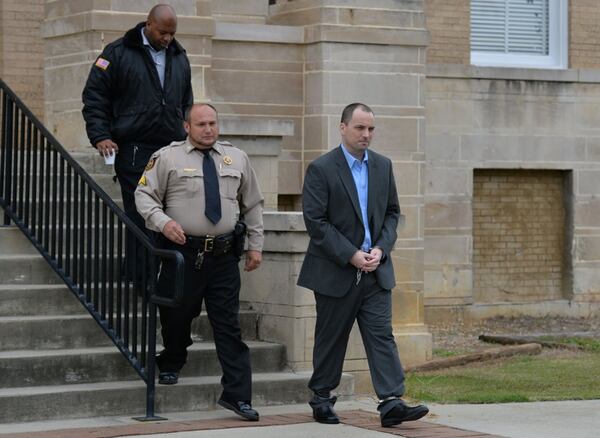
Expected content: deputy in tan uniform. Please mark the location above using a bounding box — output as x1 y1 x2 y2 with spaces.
135 103 263 421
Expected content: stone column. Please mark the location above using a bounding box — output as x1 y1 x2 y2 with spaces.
42 0 214 151
240 212 315 372
219 118 293 210
211 0 269 24
0 0 45 118
268 0 432 385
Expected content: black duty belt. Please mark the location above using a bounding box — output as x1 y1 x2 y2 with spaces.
185 232 235 256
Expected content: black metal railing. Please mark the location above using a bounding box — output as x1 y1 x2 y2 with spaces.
0 78 184 420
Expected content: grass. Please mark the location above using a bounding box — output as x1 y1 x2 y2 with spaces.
432 348 465 358
407 340 600 404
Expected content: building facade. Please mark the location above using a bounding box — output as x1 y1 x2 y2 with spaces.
424 0 600 322
2 0 600 388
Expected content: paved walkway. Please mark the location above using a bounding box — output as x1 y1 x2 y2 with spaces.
1 410 499 438
427 400 600 438
1 398 599 438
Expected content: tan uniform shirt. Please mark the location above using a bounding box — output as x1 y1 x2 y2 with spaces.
134 138 264 251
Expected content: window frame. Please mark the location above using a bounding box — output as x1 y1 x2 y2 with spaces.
470 0 568 70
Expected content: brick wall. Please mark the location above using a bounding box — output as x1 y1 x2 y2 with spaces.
424 1 600 69
570 0 600 69
473 170 568 303
423 0 470 65
0 0 45 118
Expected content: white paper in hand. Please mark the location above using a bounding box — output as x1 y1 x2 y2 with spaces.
104 151 116 165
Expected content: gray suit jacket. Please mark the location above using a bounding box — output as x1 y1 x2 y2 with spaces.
298 146 400 297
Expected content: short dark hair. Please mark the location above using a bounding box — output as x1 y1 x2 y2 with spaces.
340 103 374 124
184 103 219 122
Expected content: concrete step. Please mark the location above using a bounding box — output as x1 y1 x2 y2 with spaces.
88 173 122 198
0 227 39 255
0 226 153 266
2 197 124 223
0 254 139 285
20 172 121 198
0 230 122 260
0 341 285 388
62 173 120 199
191 309 258 341
0 284 85 316
9 166 115 180
0 310 258 350
71 151 119 175
5 150 111 175
0 315 114 350
0 372 354 423
0 255 63 284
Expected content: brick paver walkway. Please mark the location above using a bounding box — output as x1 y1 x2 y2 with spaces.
1 410 504 438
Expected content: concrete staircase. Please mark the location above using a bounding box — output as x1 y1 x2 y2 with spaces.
0 224 353 422
0 147 353 422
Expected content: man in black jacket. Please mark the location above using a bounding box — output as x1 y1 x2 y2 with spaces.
82 4 193 242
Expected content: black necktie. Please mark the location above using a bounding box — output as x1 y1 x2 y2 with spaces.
201 149 221 224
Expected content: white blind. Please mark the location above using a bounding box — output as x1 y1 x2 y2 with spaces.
471 0 549 55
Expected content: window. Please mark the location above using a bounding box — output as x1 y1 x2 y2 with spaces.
471 0 568 69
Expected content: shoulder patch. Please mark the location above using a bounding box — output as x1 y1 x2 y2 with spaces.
145 157 157 171
95 57 110 70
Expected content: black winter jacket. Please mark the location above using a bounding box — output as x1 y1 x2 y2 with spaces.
82 22 193 149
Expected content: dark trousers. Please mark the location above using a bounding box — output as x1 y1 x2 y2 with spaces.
156 242 252 402
309 272 405 406
114 144 158 278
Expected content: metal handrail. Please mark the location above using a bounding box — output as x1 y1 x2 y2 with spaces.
0 77 184 420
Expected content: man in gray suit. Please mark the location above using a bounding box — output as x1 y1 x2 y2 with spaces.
298 103 428 427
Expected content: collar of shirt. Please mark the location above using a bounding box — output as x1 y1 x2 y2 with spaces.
340 143 368 170
141 27 165 55
141 27 167 88
184 139 225 156
339 143 371 250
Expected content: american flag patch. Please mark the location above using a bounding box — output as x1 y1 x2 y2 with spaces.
95 57 110 70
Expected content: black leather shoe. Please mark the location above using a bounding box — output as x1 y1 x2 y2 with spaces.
380 400 429 427
309 394 340 424
158 371 179 385
218 398 259 421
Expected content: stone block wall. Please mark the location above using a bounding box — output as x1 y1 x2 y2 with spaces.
0 0 45 118
42 0 213 151
35 0 434 387
268 0 432 386
209 37 304 195
472 169 568 304
212 0 269 23
8 2 600 121
425 66 600 322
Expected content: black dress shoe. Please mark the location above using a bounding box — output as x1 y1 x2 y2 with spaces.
309 394 340 424
218 398 259 421
380 400 429 427
158 371 179 385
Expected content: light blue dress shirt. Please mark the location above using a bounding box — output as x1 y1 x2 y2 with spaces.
340 144 371 251
141 27 166 88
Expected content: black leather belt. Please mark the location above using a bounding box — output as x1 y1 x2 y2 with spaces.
185 232 235 256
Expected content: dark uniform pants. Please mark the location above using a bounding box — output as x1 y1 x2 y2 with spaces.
114 143 158 278
156 241 252 403
309 272 405 407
